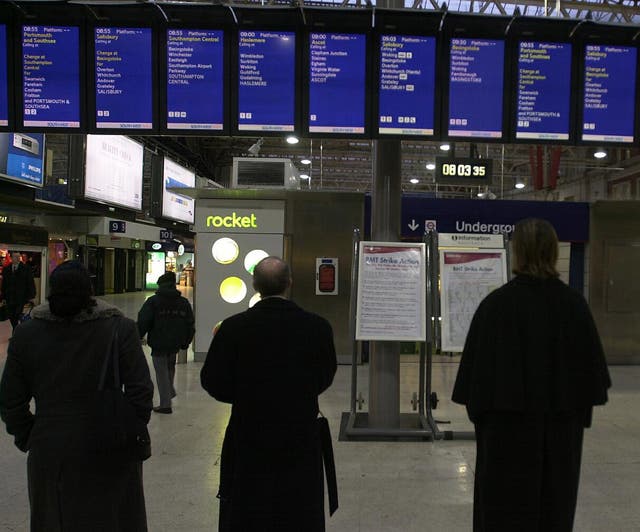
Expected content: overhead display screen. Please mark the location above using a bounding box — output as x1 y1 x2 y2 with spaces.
378 35 436 136
162 157 195 224
582 45 637 143
309 32 366 134
515 41 572 140
22 25 80 129
238 31 296 132
448 38 504 138
167 29 224 131
94 27 153 129
0 25 8 127
0 133 45 187
85 135 143 210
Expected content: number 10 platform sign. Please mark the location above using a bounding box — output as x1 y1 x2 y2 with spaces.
356 242 426 342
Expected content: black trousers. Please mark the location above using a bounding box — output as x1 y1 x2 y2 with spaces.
7 303 22 330
473 411 585 532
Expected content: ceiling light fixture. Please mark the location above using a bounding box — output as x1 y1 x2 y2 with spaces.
300 174 310 180
426 162 436 170
300 158 311 165
593 148 607 159
440 143 450 151
286 135 299 144
410 178 420 184
515 178 526 189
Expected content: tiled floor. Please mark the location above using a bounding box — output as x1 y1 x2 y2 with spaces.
1 290 639 531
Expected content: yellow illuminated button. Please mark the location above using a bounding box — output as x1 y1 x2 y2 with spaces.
220 276 247 304
248 293 262 308
244 249 269 274
212 237 239 264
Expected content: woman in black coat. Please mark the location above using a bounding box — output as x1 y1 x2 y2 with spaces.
452 218 611 532
0 261 153 532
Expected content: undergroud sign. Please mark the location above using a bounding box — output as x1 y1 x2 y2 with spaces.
356 242 426 342
365 196 590 242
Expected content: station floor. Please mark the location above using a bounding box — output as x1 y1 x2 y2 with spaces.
1 289 640 531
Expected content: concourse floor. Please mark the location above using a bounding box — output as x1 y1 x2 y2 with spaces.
1 290 640 531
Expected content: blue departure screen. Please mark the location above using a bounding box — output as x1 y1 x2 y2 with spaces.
238 31 295 132
448 38 504 138
94 27 153 129
309 33 366 134
582 45 637 143
22 26 80 129
379 35 436 136
0 25 7 127
167 29 224 131
516 42 571 140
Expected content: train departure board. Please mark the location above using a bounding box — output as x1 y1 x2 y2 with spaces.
238 31 296 132
515 41 571 140
378 35 436 136
94 27 153 129
167 29 224 131
0 25 8 127
582 45 637 143
22 26 80 128
309 32 366 134
448 38 504 138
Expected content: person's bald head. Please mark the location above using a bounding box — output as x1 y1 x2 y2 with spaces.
253 256 291 297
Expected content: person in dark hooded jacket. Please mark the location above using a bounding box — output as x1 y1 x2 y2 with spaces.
137 271 194 414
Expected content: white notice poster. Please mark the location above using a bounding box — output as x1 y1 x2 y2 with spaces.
440 250 507 352
356 242 426 342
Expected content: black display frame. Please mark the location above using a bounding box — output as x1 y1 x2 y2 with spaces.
440 13 511 143
85 4 161 134
505 17 580 145
159 4 233 136
0 4 16 132
573 21 640 147
372 9 444 140
302 8 373 139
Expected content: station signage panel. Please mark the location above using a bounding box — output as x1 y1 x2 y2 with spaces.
0 25 9 127
447 38 504 139
581 44 637 143
378 34 436 136
94 27 153 129
0 133 45 187
515 41 571 141
308 32 366 134
162 157 195 224
166 29 224 131
238 31 296 132
22 25 81 129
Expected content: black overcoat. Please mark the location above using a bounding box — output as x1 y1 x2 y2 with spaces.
201 297 337 532
0 300 154 532
1 262 36 307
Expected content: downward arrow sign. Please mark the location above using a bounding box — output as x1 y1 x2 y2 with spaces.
408 219 419 231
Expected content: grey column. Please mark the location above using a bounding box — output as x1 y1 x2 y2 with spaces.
369 139 402 428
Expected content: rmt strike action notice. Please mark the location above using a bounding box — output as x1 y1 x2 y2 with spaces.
22 26 80 128
167 29 224 130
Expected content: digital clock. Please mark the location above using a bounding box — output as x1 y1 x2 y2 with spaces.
435 157 492 186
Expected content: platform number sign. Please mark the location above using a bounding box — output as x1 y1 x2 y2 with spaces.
160 230 173 240
109 220 126 233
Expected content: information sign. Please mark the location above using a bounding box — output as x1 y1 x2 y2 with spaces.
582 44 637 143
378 35 436 136
162 157 195 224
448 38 504 138
238 31 296 132
166 29 224 131
94 27 153 129
0 133 45 187
309 32 366 134
0 25 9 127
515 41 571 140
356 242 426 341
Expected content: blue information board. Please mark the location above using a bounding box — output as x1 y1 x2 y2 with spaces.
0 25 7 127
0 133 45 187
516 41 571 141
22 26 80 129
582 45 637 143
309 33 366 134
94 27 153 129
238 31 296 132
167 29 224 131
378 35 436 136
448 38 504 138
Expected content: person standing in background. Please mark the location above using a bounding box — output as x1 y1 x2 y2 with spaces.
138 271 194 414
0 251 36 330
452 218 611 532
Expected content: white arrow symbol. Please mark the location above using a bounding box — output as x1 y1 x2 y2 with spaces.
408 219 419 231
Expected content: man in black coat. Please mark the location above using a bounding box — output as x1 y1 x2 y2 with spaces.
138 271 194 414
1 251 36 330
201 256 338 532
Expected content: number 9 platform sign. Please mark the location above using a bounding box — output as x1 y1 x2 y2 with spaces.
435 156 492 186
355 242 426 342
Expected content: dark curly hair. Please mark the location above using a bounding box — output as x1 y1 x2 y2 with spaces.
48 261 97 317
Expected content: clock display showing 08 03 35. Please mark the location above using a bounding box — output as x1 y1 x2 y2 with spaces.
434 157 492 184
